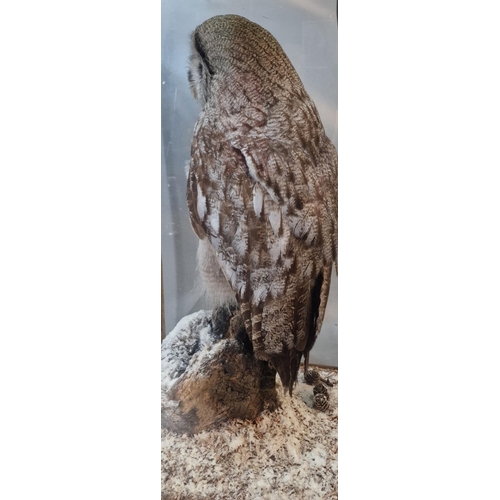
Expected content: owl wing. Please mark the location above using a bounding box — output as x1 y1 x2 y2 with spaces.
187 89 337 392
220 77 337 268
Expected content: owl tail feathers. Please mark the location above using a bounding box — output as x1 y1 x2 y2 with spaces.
244 302 303 395
271 352 303 396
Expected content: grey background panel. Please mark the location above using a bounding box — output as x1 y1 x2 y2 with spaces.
162 0 338 367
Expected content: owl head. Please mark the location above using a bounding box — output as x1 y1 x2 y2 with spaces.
187 15 298 108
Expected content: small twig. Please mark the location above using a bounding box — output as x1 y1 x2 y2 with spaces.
319 376 333 387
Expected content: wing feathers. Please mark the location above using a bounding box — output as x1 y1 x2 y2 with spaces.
187 88 337 394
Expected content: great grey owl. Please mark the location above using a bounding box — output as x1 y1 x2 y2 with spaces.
186 14 338 395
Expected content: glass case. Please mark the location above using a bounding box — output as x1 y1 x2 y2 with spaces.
161 0 338 366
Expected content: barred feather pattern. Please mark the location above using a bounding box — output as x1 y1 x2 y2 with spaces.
186 15 338 395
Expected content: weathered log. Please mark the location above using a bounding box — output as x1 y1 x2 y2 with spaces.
161 307 278 434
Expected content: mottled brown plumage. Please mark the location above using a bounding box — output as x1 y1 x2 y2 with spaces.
186 15 338 395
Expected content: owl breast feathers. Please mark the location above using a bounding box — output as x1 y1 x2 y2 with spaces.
186 14 338 394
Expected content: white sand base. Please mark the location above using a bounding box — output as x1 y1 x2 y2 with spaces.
161 366 338 500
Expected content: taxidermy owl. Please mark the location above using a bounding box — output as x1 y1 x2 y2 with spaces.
186 14 338 395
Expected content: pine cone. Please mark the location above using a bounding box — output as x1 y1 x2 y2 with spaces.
304 369 320 385
313 393 330 412
313 383 329 398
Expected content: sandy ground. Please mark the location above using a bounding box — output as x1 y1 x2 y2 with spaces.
161 366 338 500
